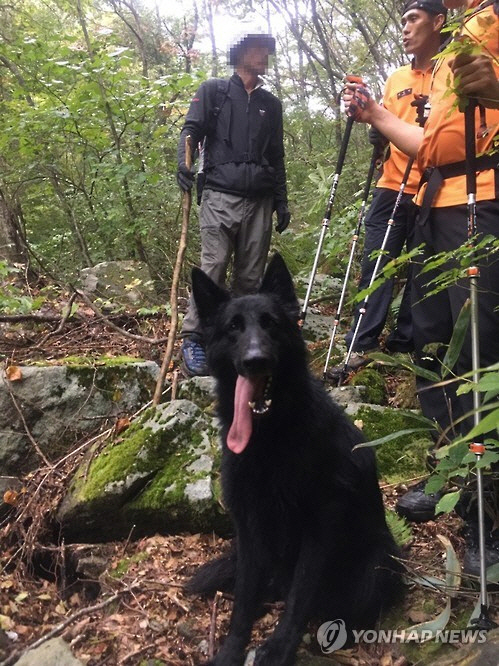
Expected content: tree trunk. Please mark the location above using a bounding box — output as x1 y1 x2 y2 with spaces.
0 194 27 265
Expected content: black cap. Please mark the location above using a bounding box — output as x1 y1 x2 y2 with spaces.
228 33 276 67
402 0 447 15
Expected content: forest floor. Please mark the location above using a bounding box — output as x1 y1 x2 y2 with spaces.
0 288 497 666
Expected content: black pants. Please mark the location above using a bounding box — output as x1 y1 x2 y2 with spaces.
345 188 416 352
412 200 499 442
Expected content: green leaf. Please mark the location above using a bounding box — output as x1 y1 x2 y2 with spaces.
467 409 499 439
405 599 452 642
435 491 461 516
368 352 441 382
441 300 470 377
353 428 432 449
424 473 446 494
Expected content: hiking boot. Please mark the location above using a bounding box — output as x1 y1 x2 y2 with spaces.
463 523 499 578
395 479 444 523
181 336 208 376
325 350 376 382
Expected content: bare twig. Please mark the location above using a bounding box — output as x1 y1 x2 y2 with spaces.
4 378 52 468
118 643 156 665
153 135 192 405
171 368 180 401
0 592 122 666
209 591 222 659
73 288 168 345
35 292 78 347
121 525 136 556
0 313 63 322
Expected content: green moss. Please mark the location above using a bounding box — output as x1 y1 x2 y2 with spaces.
64 363 152 394
351 368 387 405
31 355 145 367
109 552 149 579
61 401 232 539
353 406 432 483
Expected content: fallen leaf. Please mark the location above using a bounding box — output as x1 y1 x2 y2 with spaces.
0 614 13 630
3 490 18 506
5 366 22 381
115 416 130 435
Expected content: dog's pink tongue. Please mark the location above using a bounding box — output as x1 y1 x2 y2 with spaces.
227 375 254 454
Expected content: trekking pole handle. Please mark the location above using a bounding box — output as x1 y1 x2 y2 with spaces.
345 75 364 85
185 134 192 171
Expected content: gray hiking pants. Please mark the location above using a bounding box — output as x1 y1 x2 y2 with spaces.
181 188 274 337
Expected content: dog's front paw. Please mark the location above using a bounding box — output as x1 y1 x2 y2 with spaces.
254 641 294 666
203 646 246 666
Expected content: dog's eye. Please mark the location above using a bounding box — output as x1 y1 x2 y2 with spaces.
229 314 244 331
259 312 276 329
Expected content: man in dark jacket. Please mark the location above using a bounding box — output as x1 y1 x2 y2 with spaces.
177 32 290 376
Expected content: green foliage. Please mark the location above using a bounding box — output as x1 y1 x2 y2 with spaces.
0 262 45 314
0 0 205 281
369 296 499 508
385 510 412 547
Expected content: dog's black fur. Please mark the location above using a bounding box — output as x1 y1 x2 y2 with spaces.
187 254 402 665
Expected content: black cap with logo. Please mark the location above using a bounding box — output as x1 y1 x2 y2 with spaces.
402 0 448 15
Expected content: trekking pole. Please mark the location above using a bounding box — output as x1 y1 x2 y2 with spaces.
153 135 192 405
299 75 364 326
322 142 379 377
332 95 428 385
463 99 496 630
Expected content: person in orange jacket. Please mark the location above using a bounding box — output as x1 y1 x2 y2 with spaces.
329 0 447 379
343 0 499 574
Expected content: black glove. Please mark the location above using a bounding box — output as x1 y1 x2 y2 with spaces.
177 164 195 192
275 203 291 233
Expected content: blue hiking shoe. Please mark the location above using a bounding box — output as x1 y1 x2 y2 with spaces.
181 337 208 376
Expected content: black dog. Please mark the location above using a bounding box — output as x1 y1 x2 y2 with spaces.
188 253 402 665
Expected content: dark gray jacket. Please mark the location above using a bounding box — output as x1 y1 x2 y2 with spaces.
177 73 287 208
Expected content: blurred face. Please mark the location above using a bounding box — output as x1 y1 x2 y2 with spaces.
237 45 271 76
401 9 444 56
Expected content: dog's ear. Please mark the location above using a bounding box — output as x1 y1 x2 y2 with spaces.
259 253 299 317
191 267 230 324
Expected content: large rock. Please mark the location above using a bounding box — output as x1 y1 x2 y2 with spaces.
430 627 499 665
14 637 83 666
0 361 159 475
57 399 230 542
79 260 162 309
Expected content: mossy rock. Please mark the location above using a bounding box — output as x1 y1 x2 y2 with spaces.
57 399 231 542
345 404 432 483
177 375 217 410
350 367 387 405
0 362 159 475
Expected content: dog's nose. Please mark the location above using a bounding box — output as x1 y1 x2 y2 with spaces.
242 351 269 375
241 335 271 374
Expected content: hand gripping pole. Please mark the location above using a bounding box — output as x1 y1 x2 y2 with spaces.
299 76 364 326
333 94 428 385
322 142 379 377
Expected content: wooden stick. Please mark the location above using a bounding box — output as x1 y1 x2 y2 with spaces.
0 593 121 666
208 591 222 659
152 135 192 405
